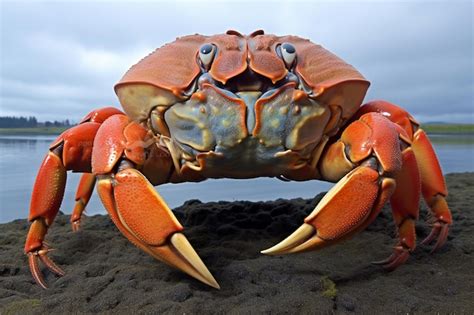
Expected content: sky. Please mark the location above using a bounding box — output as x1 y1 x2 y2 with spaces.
0 0 473 123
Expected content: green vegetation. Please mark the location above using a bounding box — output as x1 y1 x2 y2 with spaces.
0 115 72 135
320 276 338 298
428 134 474 145
0 116 72 129
0 127 68 135
422 123 474 134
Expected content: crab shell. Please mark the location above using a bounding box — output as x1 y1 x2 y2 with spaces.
114 30 370 180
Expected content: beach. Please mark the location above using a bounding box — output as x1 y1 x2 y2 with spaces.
1 172 473 314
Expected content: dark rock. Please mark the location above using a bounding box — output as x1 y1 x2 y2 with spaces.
338 294 356 312
167 284 193 302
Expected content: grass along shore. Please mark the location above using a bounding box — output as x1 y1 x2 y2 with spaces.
0 127 68 135
0 124 472 136
420 123 474 134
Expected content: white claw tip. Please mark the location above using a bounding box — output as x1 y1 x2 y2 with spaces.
260 223 315 255
170 233 220 289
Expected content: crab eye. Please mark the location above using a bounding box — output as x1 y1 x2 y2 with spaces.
278 42 296 68
199 43 216 69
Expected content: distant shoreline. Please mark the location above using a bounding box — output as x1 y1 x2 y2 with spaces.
0 124 473 136
421 124 474 135
0 127 68 135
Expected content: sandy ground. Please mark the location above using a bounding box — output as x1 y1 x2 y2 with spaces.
1 173 473 314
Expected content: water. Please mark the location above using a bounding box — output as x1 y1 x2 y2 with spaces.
0 134 472 223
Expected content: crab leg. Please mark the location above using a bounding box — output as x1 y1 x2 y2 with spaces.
25 145 77 288
372 147 420 269
70 173 96 231
412 129 452 250
262 113 403 261
25 107 123 289
357 100 452 251
96 165 219 288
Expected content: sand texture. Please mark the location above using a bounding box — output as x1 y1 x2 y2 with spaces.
1 173 473 314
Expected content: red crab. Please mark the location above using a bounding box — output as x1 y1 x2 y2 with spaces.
25 30 452 289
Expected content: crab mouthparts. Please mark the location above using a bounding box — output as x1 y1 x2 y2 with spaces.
236 91 261 132
196 68 302 133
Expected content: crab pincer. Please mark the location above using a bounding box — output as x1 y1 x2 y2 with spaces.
91 114 220 288
262 164 395 255
96 167 219 289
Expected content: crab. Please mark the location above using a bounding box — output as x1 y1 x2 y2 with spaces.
25 30 452 289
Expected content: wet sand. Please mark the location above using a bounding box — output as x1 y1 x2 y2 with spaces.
1 173 473 314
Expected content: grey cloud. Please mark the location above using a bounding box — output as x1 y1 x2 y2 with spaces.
1 1 472 123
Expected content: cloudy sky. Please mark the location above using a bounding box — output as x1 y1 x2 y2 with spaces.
1 0 472 123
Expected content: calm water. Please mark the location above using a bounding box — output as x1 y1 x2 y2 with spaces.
0 134 472 223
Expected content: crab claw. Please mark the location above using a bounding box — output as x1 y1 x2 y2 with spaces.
262 165 395 255
97 168 219 289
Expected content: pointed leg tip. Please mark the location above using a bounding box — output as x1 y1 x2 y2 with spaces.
373 247 410 271
33 273 49 290
71 219 82 232
371 260 387 266
421 222 449 252
36 279 48 290
28 253 48 289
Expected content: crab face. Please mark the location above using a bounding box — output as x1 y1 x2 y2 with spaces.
115 30 370 179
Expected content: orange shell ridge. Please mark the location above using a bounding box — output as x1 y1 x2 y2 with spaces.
115 31 370 117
